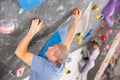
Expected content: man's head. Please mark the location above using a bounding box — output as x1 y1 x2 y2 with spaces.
92 40 99 49
46 44 69 64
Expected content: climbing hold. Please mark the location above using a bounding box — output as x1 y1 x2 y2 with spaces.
0 21 15 34
18 8 24 14
97 21 106 33
101 0 119 26
101 34 106 41
66 58 72 63
103 44 110 51
83 29 93 40
108 28 112 34
64 68 71 74
16 66 25 77
77 38 82 44
67 70 71 74
77 32 82 37
72 9 81 15
99 14 104 21
64 68 69 73
95 14 103 19
92 4 99 11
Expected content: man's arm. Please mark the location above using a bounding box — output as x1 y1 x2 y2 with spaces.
64 9 81 49
15 19 44 66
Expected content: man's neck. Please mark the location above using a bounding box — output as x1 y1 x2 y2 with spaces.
53 61 61 67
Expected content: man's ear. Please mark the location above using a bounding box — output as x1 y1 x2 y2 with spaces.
53 52 58 60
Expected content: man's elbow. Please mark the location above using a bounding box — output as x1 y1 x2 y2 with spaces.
15 49 24 57
15 49 19 55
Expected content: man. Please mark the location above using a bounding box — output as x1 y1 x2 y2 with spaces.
81 40 100 80
15 9 81 80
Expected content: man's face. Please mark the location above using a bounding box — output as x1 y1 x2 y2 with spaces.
46 45 59 62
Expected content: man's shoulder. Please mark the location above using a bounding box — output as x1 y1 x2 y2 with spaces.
34 55 47 60
32 55 49 64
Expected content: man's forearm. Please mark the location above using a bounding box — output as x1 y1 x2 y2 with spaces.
64 21 78 49
15 31 35 56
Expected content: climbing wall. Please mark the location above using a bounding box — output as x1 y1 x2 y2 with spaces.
88 12 120 80
0 0 90 80
0 0 116 80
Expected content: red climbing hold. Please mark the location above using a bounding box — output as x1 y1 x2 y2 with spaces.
101 34 106 41
97 21 106 33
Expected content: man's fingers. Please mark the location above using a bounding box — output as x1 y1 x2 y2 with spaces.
32 19 39 24
38 21 44 29
38 20 41 25
35 19 40 24
31 19 44 30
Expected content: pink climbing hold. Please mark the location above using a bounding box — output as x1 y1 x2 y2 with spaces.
0 21 15 34
103 44 110 51
108 28 112 34
101 34 106 41
16 67 24 77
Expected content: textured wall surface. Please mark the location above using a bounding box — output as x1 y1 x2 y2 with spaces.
1 0 119 80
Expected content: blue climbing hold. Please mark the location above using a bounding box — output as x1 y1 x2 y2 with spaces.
17 0 45 14
83 29 93 40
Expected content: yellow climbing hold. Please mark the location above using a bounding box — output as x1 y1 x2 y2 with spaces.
77 38 82 44
92 4 99 11
64 68 69 73
95 14 102 19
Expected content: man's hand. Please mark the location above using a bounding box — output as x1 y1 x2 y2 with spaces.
73 9 81 22
29 19 44 35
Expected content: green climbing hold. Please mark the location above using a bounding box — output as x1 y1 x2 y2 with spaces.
66 70 71 74
18 8 24 14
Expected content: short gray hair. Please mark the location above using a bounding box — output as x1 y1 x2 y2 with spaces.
54 44 69 64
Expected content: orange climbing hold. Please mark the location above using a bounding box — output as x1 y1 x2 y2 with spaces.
72 9 81 15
